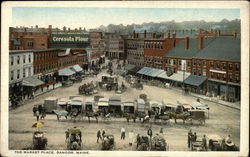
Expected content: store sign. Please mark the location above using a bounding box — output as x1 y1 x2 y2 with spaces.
50 33 90 48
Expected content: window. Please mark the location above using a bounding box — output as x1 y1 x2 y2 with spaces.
23 55 26 64
179 60 181 65
223 74 226 81
23 68 26 78
210 72 214 78
29 54 31 62
222 62 226 70
11 56 14 65
28 67 31 76
17 56 20 64
193 60 196 65
197 60 200 66
17 70 20 79
235 63 239 71
10 71 14 80
210 61 213 67
229 74 233 81
173 59 176 65
216 73 220 79
229 63 233 70
236 74 239 82
216 61 220 69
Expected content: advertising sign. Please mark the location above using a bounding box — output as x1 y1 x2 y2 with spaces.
50 32 90 48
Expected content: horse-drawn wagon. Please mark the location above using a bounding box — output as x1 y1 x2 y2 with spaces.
187 110 206 125
65 127 82 150
99 75 118 91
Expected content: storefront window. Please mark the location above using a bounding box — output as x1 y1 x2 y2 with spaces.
210 61 213 68
229 63 233 70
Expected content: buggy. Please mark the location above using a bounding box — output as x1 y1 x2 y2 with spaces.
66 128 82 150
102 135 114 150
136 135 150 151
187 110 206 125
32 131 48 150
151 134 168 151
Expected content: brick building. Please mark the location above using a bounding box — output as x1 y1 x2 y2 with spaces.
164 31 240 101
89 31 105 66
9 27 49 50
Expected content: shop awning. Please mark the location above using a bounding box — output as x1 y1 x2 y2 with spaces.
70 64 83 72
137 67 152 75
184 75 207 87
22 76 44 87
156 72 171 80
147 69 165 77
58 68 75 76
168 71 190 82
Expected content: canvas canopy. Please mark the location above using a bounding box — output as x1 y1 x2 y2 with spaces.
22 76 44 87
58 67 75 76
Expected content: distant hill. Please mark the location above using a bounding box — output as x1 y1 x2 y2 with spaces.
97 19 240 34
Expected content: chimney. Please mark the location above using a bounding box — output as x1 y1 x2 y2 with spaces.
35 25 38 29
218 30 221 36
63 26 66 32
153 33 156 39
173 39 176 47
172 32 176 39
233 32 237 38
133 31 136 38
184 37 189 50
167 32 170 39
211 29 213 34
144 30 147 38
198 36 203 49
137 33 139 38
162 33 164 39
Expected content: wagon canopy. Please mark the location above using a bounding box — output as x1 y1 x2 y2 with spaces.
109 96 121 105
97 98 109 107
191 102 209 110
70 64 83 72
149 100 163 108
57 98 70 106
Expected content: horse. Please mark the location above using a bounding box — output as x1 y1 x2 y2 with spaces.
124 113 137 123
86 111 99 123
168 112 190 124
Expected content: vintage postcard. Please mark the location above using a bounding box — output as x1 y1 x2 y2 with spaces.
1 1 249 157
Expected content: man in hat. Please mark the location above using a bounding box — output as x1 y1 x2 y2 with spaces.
188 129 193 148
102 129 106 138
147 127 153 140
97 129 102 143
121 127 126 140
202 135 207 151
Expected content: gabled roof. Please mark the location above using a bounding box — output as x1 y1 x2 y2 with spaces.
164 37 214 58
193 36 240 61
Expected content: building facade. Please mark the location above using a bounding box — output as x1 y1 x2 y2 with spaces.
89 31 105 66
127 37 145 67
104 33 128 59
9 50 34 84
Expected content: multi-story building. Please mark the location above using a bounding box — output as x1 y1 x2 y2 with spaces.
9 50 34 84
9 27 49 50
164 31 240 101
90 31 105 66
127 32 145 67
104 33 128 59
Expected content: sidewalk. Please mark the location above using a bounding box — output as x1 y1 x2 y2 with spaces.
170 87 240 110
34 82 62 97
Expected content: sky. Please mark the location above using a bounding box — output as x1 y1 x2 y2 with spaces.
12 7 240 29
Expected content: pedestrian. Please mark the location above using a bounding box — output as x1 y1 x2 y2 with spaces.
33 105 38 116
147 127 153 140
160 128 163 134
97 129 102 143
38 104 43 115
35 110 40 121
202 135 207 150
136 134 141 149
41 105 46 119
121 127 126 140
193 132 197 142
102 129 106 138
188 129 192 148
47 85 49 90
